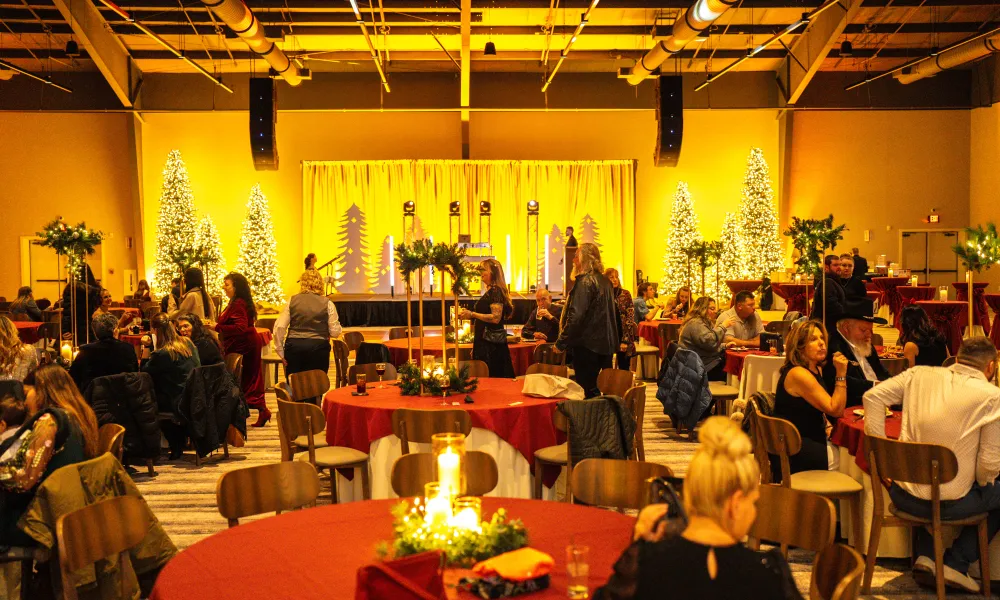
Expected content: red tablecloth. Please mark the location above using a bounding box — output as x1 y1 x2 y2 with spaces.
896 286 936 331
723 350 771 379
255 327 272 346
986 294 1000 349
872 277 909 327
953 282 991 336
149 498 633 600
383 337 535 376
830 410 901 472
771 282 813 314
13 321 42 344
637 320 683 356
915 301 966 355
322 379 561 484
726 280 762 306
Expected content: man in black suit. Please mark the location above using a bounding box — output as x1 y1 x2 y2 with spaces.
839 253 868 301
69 312 139 394
810 255 847 328
565 226 578 248
852 248 869 279
822 298 890 408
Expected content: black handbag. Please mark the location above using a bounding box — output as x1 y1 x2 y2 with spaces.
482 327 508 345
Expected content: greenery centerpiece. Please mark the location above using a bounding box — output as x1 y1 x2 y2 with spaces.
783 215 846 323
398 362 479 397
952 223 1000 338
394 241 428 362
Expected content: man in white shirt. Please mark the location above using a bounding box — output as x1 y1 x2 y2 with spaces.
864 337 1000 593
714 291 764 347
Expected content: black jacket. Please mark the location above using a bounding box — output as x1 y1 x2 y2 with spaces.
61 283 102 345
853 255 869 277
84 372 161 460
822 329 889 408
70 338 139 394
356 342 392 366
810 275 847 329
556 271 619 356
178 363 249 458
521 305 562 342
192 337 223 365
842 276 868 302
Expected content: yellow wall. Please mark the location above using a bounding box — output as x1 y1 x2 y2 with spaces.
971 104 1000 286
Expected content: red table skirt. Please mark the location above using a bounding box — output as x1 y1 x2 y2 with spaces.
953 282 991 336
915 301 967 356
723 350 771 379
384 337 534 376
772 282 813 315
986 294 1000 349
119 327 271 351
872 277 909 327
13 321 42 344
149 498 634 600
637 320 683 357
830 410 901 472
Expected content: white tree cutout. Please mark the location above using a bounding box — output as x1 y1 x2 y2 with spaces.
333 203 372 294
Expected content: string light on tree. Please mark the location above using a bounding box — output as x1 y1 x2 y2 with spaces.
661 182 702 295
738 148 783 280
235 184 284 305
195 215 226 299
152 150 198 296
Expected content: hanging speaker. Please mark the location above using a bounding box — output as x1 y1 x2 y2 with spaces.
249 77 278 171
654 75 683 168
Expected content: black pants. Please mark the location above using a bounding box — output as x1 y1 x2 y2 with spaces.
615 351 632 370
573 346 612 398
285 338 331 377
161 419 188 458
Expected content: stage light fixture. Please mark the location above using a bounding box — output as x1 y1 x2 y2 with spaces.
839 41 853 57
484 41 497 56
449 201 461 215
527 200 539 215
403 200 416 215
480 201 491 215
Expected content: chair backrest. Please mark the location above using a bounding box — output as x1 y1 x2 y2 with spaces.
97 424 126 462
464 360 490 378
748 484 836 553
658 322 681 348
388 326 422 340
143 306 161 321
343 331 365 352
866 435 959 523
224 353 243 383
348 362 398 384
532 343 565 366
277 398 326 449
391 408 472 454
38 322 61 344
43 308 64 324
288 369 331 402
216 461 320 527
56 496 150 600
255 316 277 333
752 413 803 486
331 339 350 388
738 355 784 401
764 320 793 340
570 458 672 510
871 333 884 347
525 363 569 378
597 368 633 399
811 543 864 600
390 451 499 497
622 384 646 458
275 381 294 402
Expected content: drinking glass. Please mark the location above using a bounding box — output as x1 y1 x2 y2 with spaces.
356 373 367 395
440 373 451 406
566 545 590 599
375 362 387 388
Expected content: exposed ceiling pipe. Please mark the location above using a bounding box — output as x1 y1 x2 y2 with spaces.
348 0 390 92
895 33 1000 84
201 0 302 86
626 0 739 86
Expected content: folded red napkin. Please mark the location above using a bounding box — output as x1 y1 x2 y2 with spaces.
472 548 554 582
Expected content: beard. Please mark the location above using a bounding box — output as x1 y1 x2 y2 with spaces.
850 339 873 357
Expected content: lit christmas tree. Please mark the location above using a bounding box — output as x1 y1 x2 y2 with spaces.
152 150 198 296
195 215 226 299
235 184 284 305
333 203 371 294
579 214 601 249
661 182 702 295
739 148 784 279
719 212 749 282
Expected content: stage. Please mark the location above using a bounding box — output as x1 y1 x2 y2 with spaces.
325 293 558 328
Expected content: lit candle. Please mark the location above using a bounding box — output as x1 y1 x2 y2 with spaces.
452 508 480 531
61 342 72 362
424 496 452 525
939 287 948 302
911 276 918 286
888 268 894 277
437 448 461 498
794 274 801 284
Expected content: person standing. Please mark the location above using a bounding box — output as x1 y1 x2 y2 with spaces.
458 258 515 378
606 268 637 370
275 269 342 377
214 273 268 426
9 287 42 322
520 288 561 343
809 255 847 328
304 253 318 271
169 268 216 322
554 243 618 398
838 253 867 301
62 264 102 346
565 226 578 248
160 277 182 313
852 248 869 279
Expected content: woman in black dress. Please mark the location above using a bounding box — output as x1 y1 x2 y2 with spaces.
770 320 849 482
900 304 949 368
176 313 223 365
458 258 514 378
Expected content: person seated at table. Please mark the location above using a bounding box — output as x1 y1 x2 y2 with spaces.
520 288 561 343
838 253 867 301
91 288 114 321
133 279 152 302
822 298 889 408
809 255 847 328
169 268 217 322
0 317 38 382
771 320 848 479
900 305 949 368
633 282 656 324
9 287 42 322
274 269 342 377
714 291 764 348
143 313 200 459
176 313 224 366
864 337 1000 593
69 312 138 394
679 297 738 382
665 286 692 319
597 417 802 599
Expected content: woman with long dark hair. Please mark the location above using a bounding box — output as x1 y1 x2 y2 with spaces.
61 264 102 345
143 313 199 459
605 268 636 370
900 304 949 368
215 273 267 426
133 279 152 301
458 258 514 378
176 313 223 365
169 267 216 321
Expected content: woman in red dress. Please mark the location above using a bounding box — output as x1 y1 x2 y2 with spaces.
215 272 269 427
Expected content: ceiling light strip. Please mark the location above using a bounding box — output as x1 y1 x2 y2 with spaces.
0 57 72 91
541 0 599 93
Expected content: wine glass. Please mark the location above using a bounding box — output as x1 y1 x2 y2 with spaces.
440 372 451 406
375 362 387 389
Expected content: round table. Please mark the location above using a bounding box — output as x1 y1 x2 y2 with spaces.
149 498 634 600
986 294 1000 349
915 301 966 355
953 282 991 336
383 336 535 376
322 379 562 499
872 277 909 327
896 285 935 309
13 321 42 344
771 282 812 315
723 350 771 379
725 280 762 306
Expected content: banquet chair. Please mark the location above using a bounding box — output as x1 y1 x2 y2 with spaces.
388 326 422 340
532 343 566 366
343 331 365 354
812 543 865 600
38 322 61 358
43 307 63 325
216 462 320 527
97 423 126 462
764 320 794 341
533 408 570 501
332 339 350 388
390 451 499 497
278 399 370 503
56 496 149 600
657 322 682 350
747 484 836 559
288 369 331 405
391 408 472 455
570 458 672 512
143 306 160 321
862 436 990 599
597 368 633 399
525 363 569 378
754 413 863 556
622 385 647 461
871 333 884 347
348 363 398 385
224 353 243 385
464 360 490 378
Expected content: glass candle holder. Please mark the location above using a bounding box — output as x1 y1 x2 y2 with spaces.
423 482 452 525
452 496 482 532
422 354 436 374
939 286 949 302
910 276 919 286
431 432 466 498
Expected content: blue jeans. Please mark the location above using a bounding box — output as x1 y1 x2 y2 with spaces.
890 483 1000 573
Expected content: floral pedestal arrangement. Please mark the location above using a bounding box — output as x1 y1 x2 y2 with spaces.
398 362 479 397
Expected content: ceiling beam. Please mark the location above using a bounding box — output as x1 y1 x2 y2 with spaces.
776 0 863 105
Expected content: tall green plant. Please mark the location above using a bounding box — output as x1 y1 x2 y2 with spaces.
953 223 1000 272
783 215 846 278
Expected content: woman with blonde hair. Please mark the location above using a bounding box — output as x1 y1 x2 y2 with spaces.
274 269 342 377
9 287 42 322
599 416 801 598
142 312 199 459
678 297 737 381
459 258 515 378
0 316 38 382
605 268 636 370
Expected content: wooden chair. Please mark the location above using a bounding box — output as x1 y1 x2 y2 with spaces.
275 381 294 402
38 322 61 358
872 333 884 347
391 408 472 455
143 306 161 321
56 496 150 600
658 322 682 350
525 363 569 378
748 483 836 555
97 424 125 462
261 355 283 392
332 338 350 388
343 331 365 353
532 343 565 366
709 380 740 417
597 368 633 398
348 362 398 385
224 353 243 384
533 408 570 501
570 458 672 511
388 326 422 340
43 307 63 325
390 451 499 497
622 384 647 461
216 462 320 527
288 369 331 404
277 398 370 503
862 436 990 599
812 543 865 600
464 360 490 378
765 320 794 340
754 413 863 556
